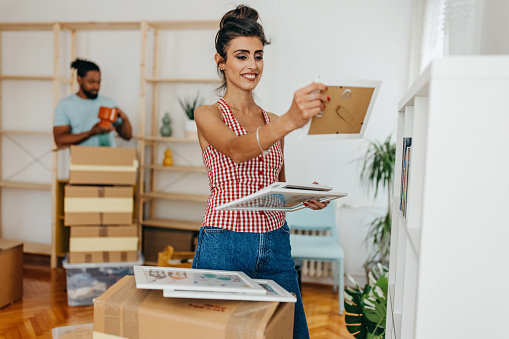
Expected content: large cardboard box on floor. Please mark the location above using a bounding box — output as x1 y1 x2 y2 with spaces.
69 146 137 185
0 239 23 309
64 185 134 226
93 276 294 339
69 226 138 255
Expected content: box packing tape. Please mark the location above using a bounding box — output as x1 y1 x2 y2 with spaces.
64 198 133 213
70 237 138 252
69 160 138 172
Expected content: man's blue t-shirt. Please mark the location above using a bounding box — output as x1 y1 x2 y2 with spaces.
54 94 121 147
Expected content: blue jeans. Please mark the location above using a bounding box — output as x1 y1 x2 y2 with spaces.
192 222 310 339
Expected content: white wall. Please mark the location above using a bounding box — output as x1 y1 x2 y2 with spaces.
0 0 414 283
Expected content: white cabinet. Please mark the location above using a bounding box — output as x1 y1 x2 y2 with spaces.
386 56 509 339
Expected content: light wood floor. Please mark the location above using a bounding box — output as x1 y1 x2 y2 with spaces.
0 256 354 339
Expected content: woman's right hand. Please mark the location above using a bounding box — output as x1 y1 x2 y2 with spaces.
285 82 329 129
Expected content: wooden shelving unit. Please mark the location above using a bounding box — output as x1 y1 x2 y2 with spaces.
1 20 220 266
386 56 509 339
0 23 59 262
137 21 218 261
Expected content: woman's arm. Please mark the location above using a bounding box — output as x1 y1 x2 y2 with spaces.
195 82 328 164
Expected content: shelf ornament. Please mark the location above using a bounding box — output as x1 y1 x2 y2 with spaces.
163 148 173 166
160 113 172 137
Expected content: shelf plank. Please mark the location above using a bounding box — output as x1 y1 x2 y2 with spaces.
145 78 221 84
0 180 51 191
139 136 199 143
0 75 53 81
144 164 206 173
142 218 201 231
0 76 72 84
149 20 218 30
142 191 208 203
61 22 141 31
0 129 52 136
0 23 55 31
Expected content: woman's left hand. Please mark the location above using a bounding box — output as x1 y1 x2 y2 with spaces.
303 199 329 210
303 182 331 210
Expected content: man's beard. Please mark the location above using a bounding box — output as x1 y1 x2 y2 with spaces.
83 88 98 99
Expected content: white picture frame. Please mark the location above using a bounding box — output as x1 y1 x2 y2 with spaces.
163 279 296 303
215 182 347 212
133 266 266 295
301 77 382 140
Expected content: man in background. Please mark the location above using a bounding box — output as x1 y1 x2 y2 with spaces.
53 58 132 147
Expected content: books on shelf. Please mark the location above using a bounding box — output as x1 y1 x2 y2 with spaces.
400 137 412 218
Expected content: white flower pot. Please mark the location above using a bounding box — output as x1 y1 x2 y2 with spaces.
184 119 198 139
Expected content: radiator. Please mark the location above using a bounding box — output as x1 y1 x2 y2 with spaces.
291 229 333 278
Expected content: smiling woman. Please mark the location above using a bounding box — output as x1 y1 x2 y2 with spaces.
191 5 331 339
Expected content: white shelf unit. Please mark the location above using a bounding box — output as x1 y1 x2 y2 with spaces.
386 56 509 339
137 21 219 263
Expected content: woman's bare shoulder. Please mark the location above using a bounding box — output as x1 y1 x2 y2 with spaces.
195 103 222 121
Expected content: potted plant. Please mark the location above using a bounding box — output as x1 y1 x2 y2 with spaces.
178 92 203 139
359 135 396 273
344 263 389 339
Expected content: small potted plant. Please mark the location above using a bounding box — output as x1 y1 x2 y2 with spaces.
178 92 203 139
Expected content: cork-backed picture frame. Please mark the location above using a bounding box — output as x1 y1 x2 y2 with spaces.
301 78 382 140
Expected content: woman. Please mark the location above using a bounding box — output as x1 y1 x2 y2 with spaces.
193 5 329 339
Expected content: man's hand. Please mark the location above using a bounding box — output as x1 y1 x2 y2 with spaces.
115 107 132 141
90 122 114 136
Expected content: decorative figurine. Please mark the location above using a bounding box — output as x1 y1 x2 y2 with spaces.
163 148 173 166
160 112 172 137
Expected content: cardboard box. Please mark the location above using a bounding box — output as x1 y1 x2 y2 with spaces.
69 226 138 253
62 253 143 306
69 146 137 185
69 251 138 264
65 185 133 226
0 239 23 309
142 227 196 263
93 276 294 339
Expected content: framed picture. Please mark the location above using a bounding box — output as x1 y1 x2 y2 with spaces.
133 266 266 295
215 182 347 212
163 279 296 302
301 77 382 140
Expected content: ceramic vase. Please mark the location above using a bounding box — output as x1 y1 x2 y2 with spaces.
160 113 172 137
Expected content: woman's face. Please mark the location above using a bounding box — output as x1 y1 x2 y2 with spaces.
219 36 264 91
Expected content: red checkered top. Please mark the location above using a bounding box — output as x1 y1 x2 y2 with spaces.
201 98 285 233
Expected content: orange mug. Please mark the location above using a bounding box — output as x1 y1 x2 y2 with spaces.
97 106 118 129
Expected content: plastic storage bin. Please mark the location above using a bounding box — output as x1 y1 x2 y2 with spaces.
62 253 143 306
52 323 93 339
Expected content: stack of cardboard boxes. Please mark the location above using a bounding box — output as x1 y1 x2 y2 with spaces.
62 146 142 306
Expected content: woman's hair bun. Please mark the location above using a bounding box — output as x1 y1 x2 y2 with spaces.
220 5 259 28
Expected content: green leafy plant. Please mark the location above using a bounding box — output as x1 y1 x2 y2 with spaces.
345 264 389 339
360 135 396 269
178 92 203 120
